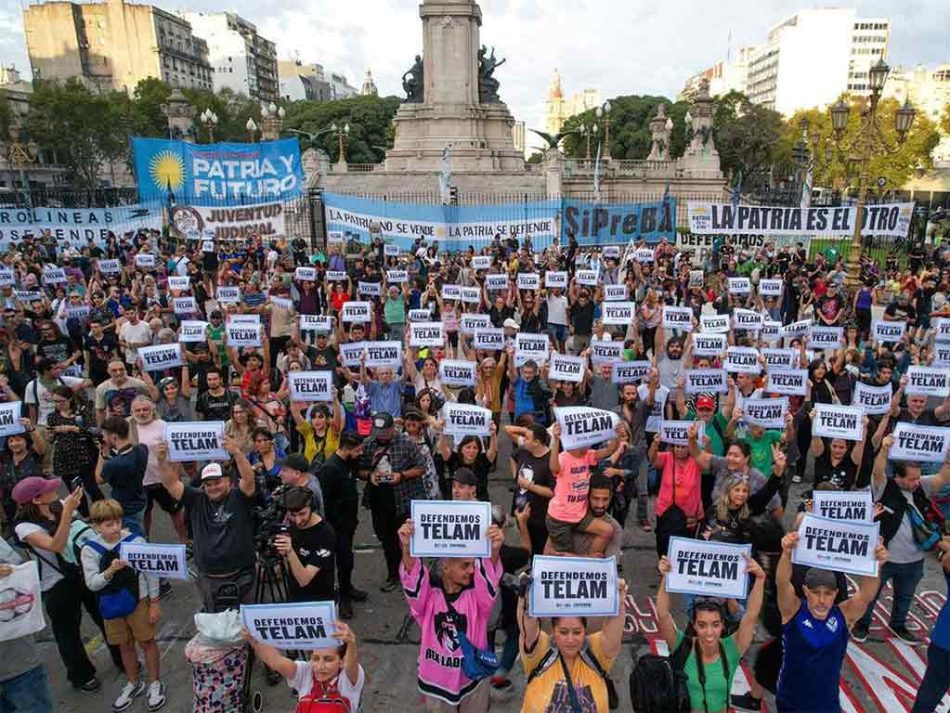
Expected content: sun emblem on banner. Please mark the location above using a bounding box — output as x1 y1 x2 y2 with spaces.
149 150 185 192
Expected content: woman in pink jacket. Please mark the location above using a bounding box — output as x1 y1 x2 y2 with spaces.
397 519 505 712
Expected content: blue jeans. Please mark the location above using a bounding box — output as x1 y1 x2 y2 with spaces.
547 324 567 345
857 558 925 631
912 642 950 712
123 509 145 538
0 664 54 712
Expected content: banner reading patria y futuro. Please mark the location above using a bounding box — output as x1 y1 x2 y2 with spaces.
688 202 913 238
132 138 305 205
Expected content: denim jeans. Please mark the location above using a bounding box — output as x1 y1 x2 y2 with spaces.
0 664 54 712
857 558 925 630
122 509 145 538
912 642 950 713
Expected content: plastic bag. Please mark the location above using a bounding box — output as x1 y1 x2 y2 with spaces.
0 561 46 643
194 609 243 645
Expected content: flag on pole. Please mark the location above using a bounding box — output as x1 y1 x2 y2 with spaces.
801 161 814 208
593 141 602 201
731 171 743 211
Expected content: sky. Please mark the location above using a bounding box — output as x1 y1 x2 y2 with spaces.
1 0 948 152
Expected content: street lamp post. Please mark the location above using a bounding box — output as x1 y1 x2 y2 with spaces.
260 102 286 141
595 101 612 159
829 58 916 288
331 122 350 163
200 108 218 143
579 123 597 161
245 117 259 143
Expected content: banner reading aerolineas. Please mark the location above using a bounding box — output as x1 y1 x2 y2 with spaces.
0 205 162 248
132 137 304 205
688 201 912 238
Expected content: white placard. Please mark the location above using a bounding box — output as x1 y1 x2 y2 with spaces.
689 270 704 288
135 253 156 269
590 341 622 364
459 286 481 304
441 284 461 301
228 314 260 326
732 308 763 331
217 286 241 303
410 322 445 348
728 277 751 294
288 371 334 402
42 267 66 285
65 305 90 324
294 266 317 282
517 273 540 291
809 325 844 350
890 422 950 463
700 314 730 334
0 401 24 437
299 314 332 332
271 295 294 311
852 382 892 416
407 309 432 323
575 269 599 286
164 421 227 462
327 231 344 243
765 368 809 396
484 274 509 291
761 320 782 342
384 243 400 257
603 284 629 302
97 259 121 274
201 240 215 253
692 332 727 357
602 302 634 326
934 344 950 368
685 369 728 394
339 341 365 368
872 320 906 343
442 403 492 437
813 491 874 524
529 555 619 617
326 271 347 282
612 360 650 384
515 333 550 366
386 270 408 284
0 562 44 642
472 329 504 351
792 513 880 577
410 500 492 558
743 397 788 429
549 354 586 383
660 420 705 446
782 319 812 339
138 343 183 372
663 306 694 332
761 348 799 370
602 246 621 259
341 301 372 323
439 359 477 387
179 320 209 343
935 318 950 343
119 542 189 581
460 314 491 334
759 279 783 297
168 276 191 292
472 256 493 270
635 247 655 263
242 601 337 650
724 346 761 374
13 291 41 304
363 341 402 368
173 296 197 315
545 271 568 289
555 406 620 450
225 323 262 348
906 366 950 398
812 404 864 442
666 537 751 599
358 281 381 298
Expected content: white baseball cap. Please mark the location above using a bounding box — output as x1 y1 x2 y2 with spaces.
200 463 224 481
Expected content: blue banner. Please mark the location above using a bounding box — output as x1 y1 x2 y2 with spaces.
560 198 676 245
132 137 305 206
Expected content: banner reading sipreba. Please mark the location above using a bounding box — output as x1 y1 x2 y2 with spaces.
688 202 912 238
529 555 619 617
666 537 751 599
410 500 492 558
242 601 337 650
164 421 227 462
793 513 880 577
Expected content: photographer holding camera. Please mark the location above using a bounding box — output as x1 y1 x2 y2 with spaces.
155 437 257 612
272 486 336 603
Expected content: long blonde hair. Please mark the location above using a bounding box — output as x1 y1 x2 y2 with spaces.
714 474 750 523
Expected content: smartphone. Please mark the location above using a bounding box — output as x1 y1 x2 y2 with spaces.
70 476 83 492
276 524 291 536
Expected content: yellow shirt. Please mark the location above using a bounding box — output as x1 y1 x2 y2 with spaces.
521 631 614 713
296 420 339 463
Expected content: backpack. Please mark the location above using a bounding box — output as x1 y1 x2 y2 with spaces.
296 674 351 713
84 533 140 620
629 634 692 713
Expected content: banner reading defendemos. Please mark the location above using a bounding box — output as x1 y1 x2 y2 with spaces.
666 537 752 599
439 360 477 387
529 555 619 617
242 601 337 650
688 201 912 238
555 407 620 450
889 423 950 463
138 343 183 372
813 491 874 524
119 542 189 581
287 372 334 402
442 403 492 437
164 421 227 462
852 382 893 415
0 401 24 437
792 513 881 577
812 404 864 442
410 500 492 558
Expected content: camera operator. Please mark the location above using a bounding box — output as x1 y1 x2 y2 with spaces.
275 453 325 517
155 437 257 612
273 486 336 603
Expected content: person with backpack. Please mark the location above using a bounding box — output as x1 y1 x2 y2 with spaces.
80 498 166 712
246 619 365 712
651 553 766 713
516 576 628 712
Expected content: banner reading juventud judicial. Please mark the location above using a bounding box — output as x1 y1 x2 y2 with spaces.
168 203 286 241
688 202 913 238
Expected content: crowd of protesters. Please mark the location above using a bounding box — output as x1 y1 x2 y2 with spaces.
0 226 949 713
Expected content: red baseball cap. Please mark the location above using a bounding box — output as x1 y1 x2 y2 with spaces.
696 396 716 411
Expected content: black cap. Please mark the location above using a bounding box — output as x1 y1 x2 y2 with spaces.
372 413 394 434
277 453 310 473
452 467 477 486
403 406 425 422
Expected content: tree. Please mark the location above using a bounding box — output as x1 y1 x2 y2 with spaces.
129 78 172 137
282 95 401 163
182 87 260 143
713 91 785 187
941 103 950 137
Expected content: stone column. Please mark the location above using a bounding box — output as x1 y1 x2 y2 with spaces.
421 0 481 105
647 103 672 161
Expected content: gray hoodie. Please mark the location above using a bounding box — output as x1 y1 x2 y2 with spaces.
80 530 160 601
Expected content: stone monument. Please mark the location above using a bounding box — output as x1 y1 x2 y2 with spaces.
385 0 524 172
646 103 673 162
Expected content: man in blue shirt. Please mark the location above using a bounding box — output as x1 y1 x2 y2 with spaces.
913 554 950 712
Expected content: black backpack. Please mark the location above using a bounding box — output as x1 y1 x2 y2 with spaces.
629 634 693 713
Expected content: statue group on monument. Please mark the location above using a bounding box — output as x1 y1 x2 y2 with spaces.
401 45 506 104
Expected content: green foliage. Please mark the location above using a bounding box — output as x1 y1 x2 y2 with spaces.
181 86 260 142
941 103 950 136
282 95 401 163
0 92 14 143
713 91 785 183
129 78 171 137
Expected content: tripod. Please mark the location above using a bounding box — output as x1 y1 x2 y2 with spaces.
255 552 289 605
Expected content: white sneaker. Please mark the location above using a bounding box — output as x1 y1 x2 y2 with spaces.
791 474 802 483
147 680 167 711
112 680 145 712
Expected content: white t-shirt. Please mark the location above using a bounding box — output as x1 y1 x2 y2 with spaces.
175 256 190 277
25 375 86 426
119 320 153 364
13 522 64 591
133 418 167 486
546 295 568 326
288 663 365 710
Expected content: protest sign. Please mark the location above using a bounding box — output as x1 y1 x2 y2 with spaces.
65 305 90 324
517 273 540 291
138 343 183 372
472 256 493 270
575 269 599 286
612 360 651 384
299 314 333 332
732 309 763 331
472 329 504 351
692 332 727 357
545 271 568 289
460 286 481 304
781 319 812 339
441 284 461 301
936 318 950 343
549 354 586 383
724 347 761 374
660 420 705 446
442 403 492 437
225 322 262 348
270 295 293 311
872 320 906 343
689 270 704 288
164 421 227 462
685 369 728 394
641 383 670 433
761 348 799 370
410 500 492 558
602 302 634 326
42 267 66 286
459 312 490 332
326 271 347 282
515 333 550 366
407 309 432 323
294 266 317 282
341 301 372 323
168 276 191 292
743 397 788 429
555 406 620 450
287 372 333 402
635 248 655 263
666 537 751 599
759 279 783 297
97 259 121 274
603 284 629 302
890 423 950 463
135 253 156 269
179 320 209 343
906 366 950 398
765 368 809 396
688 202 912 238
173 296 197 315
934 344 950 368
242 601 337 650
809 326 844 350
119 542 189 581
216 286 241 303
761 321 782 342
363 341 402 368
13 291 41 304
663 306 694 332
602 246 621 259
699 314 730 334
812 404 864 442
439 359 477 387
728 277 751 294
327 231 343 243
484 274 509 291
852 382 892 416
386 270 408 284
201 240 214 252
793 513 880 577
0 562 44 643
813 491 874 524
0 401 23 437
358 281 381 298
384 243 400 257
410 322 445 348
590 341 622 364
529 555 619 617
339 341 365 368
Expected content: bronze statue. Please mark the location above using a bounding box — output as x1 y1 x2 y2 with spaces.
477 45 505 103
402 54 424 103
